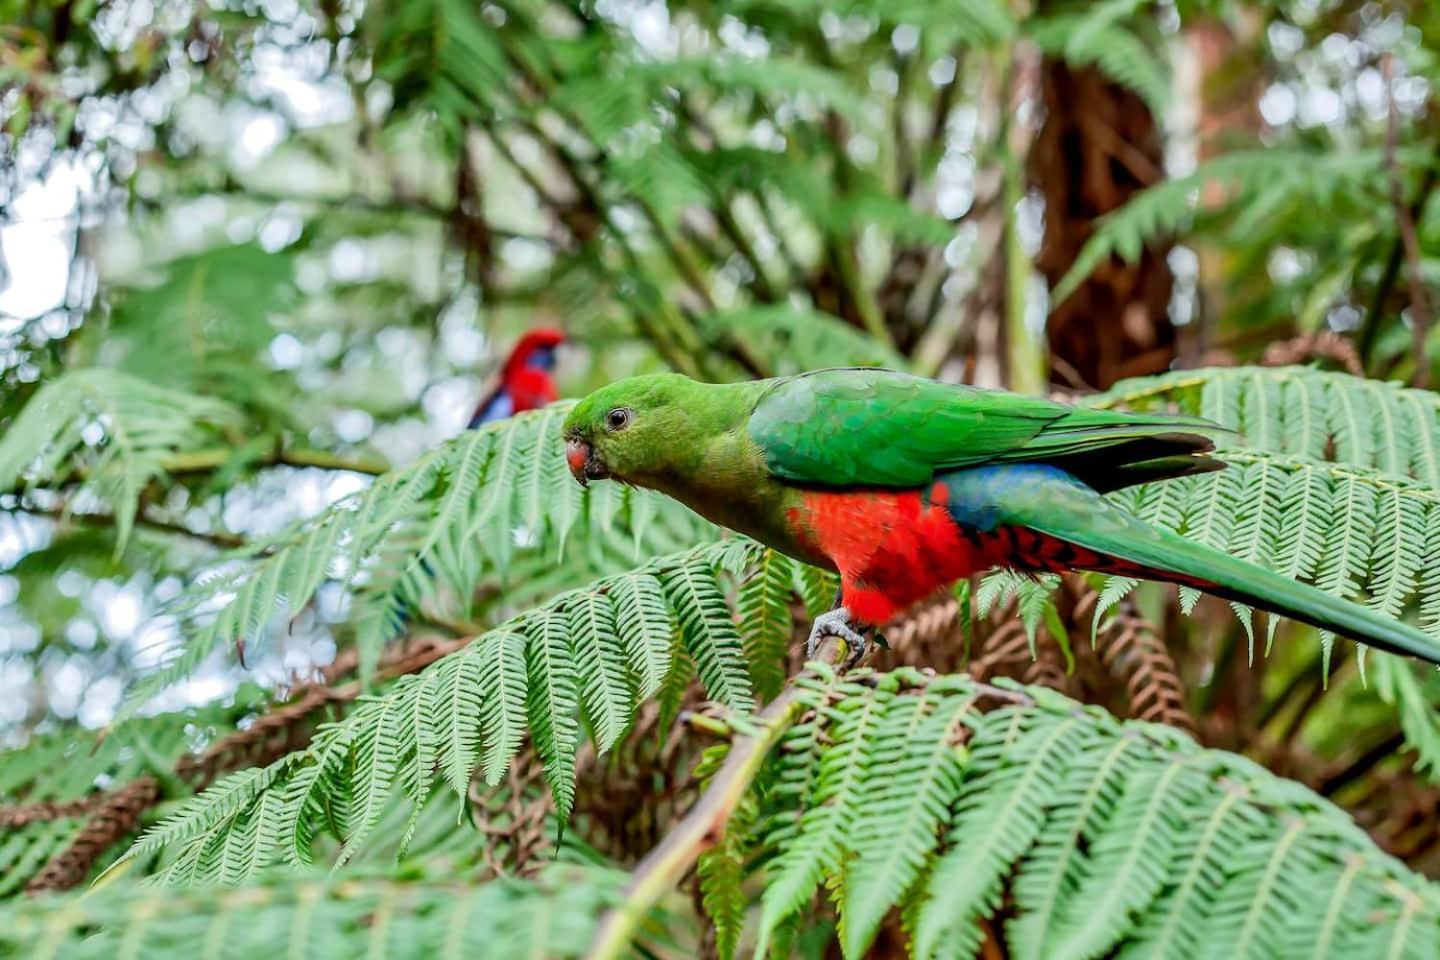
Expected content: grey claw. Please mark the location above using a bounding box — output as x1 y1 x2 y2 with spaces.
806 607 870 666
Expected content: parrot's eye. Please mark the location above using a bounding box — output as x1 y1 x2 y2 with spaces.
605 407 633 432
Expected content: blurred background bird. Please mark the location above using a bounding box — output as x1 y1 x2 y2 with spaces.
468 327 566 428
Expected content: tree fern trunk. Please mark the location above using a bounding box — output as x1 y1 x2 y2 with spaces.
1030 54 1175 390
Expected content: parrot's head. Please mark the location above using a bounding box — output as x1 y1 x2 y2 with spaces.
563 373 706 488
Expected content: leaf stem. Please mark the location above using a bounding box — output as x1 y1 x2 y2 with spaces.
161 446 390 476
584 687 805 960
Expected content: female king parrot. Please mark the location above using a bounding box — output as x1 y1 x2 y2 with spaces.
562 367 1440 668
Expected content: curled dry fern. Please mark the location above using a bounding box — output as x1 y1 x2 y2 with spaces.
745 666 1440 960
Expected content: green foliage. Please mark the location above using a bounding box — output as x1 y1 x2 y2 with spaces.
1083 366 1440 649
741 666 1440 959
12 0 1440 953
1028 7 1169 118
135 404 715 698
701 306 909 378
1075 366 1440 772
0 369 242 550
119 541 769 884
96 244 300 413
0 865 629 959
1054 149 1391 304
0 689 272 894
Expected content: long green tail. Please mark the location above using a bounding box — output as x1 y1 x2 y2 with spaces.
1001 468 1440 665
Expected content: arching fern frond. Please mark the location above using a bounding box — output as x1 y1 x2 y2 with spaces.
119 541 771 885
1 864 630 959
740 667 1440 960
1028 11 1169 118
1092 365 1440 485
0 369 243 551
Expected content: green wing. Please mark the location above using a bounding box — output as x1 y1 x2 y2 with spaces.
746 368 1225 489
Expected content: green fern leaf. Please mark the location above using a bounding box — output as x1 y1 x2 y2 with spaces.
840 693 974 957
524 610 581 819
661 558 754 712
739 549 798 700
911 712 1089 960
568 590 633 751
477 629 529 786
609 572 674 700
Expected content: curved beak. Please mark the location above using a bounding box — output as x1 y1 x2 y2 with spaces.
566 437 608 488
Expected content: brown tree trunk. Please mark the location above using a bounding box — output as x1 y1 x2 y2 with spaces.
1030 60 1175 390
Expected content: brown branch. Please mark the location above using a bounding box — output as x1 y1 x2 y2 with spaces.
13 503 246 550
0 795 111 829
1382 53 1432 387
163 445 390 477
25 777 160 894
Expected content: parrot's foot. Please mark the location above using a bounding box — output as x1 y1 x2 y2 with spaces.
806 607 872 670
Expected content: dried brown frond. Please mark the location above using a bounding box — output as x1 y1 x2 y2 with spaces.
573 694 707 863
1076 590 1195 733
23 632 468 894
1260 330 1364 376
468 748 554 878
0 796 110 829
25 777 160 894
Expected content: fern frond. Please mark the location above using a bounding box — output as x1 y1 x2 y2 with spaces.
1093 366 1440 483
524 610 582 820
1028 14 1168 118
839 692 972 957
1055 150 1387 302
700 306 907 377
570 589 633 751
0 369 242 550
910 709 1091 960
661 557 755 713
1007 733 1142 959
1 865 630 958
119 541 770 883
739 548 799 701
756 674 894 944
134 403 715 703
741 669 1440 960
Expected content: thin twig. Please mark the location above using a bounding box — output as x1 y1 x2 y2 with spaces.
161 445 389 476
584 686 805 960
1382 53 1432 387
11 503 247 549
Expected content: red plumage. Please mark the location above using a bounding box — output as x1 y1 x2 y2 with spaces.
786 485 1205 624
468 328 565 427
502 327 565 381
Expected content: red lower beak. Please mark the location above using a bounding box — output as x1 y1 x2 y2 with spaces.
566 438 592 487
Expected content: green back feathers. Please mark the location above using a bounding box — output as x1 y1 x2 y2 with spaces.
565 368 1226 495
747 368 1226 490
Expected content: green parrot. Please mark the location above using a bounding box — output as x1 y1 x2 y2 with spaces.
563 367 1440 667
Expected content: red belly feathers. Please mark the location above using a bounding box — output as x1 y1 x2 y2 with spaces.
784 482 1143 625
785 483 988 623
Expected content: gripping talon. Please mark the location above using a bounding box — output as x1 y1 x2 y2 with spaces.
806 606 872 668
